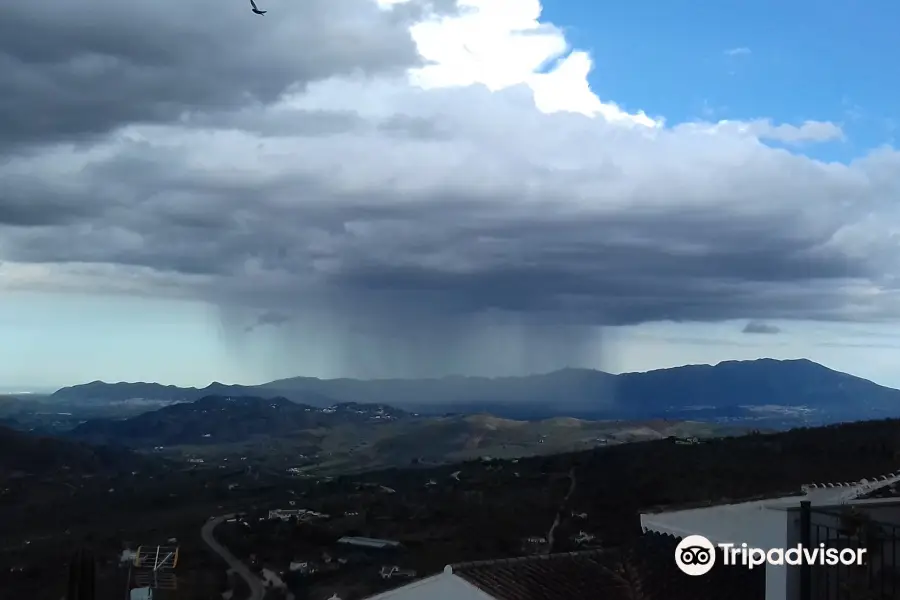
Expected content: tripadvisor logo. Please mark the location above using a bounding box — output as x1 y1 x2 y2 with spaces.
675 535 717 576
675 535 866 576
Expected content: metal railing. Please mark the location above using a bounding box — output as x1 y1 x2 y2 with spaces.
800 501 900 600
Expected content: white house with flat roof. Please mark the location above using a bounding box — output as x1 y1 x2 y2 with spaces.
337 536 403 550
640 471 900 600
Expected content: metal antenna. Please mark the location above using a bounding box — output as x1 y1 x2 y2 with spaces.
132 545 179 592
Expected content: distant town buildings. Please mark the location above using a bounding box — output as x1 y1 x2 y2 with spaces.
336 536 402 550
379 565 416 580
673 436 701 445
289 560 316 574
573 531 595 545
268 508 329 522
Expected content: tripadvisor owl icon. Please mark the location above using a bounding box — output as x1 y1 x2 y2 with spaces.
675 535 717 576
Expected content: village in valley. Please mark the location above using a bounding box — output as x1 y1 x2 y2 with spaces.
5 421 899 600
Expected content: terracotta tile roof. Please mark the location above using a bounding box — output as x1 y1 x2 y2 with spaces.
450 550 629 600
449 535 765 600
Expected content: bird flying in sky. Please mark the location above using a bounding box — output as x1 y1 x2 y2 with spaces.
250 0 266 15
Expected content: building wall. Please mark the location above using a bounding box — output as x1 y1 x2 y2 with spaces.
640 505 795 600
714 503 900 600
723 501 900 600
641 493 900 600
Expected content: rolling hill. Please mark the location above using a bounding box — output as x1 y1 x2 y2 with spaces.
67 395 410 447
63 395 737 472
49 380 337 408
0 425 158 476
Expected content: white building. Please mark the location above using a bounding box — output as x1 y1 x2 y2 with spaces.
640 471 900 600
337 536 402 550
289 561 315 574
130 588 152 600
268 508 329 521
362 568 492 600
360 473 900 600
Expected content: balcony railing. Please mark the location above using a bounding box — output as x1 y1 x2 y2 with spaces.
802 503 900 600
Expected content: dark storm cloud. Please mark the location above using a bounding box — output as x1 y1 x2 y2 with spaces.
0 157 887 328
182 109 368 138
743 321 782 334
1 20 899 340
0 0 452 149
1 176 100 226
245 310 292 332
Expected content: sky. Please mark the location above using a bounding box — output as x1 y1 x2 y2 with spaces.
541 0 898 162
2 0 900 390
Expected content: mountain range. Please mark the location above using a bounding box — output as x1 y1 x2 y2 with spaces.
47 359 900 426
9 358 900 475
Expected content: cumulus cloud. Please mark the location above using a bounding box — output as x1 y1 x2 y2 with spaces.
2 0 900 375
676 119 845 144
741 119 845 144
742 321 782 335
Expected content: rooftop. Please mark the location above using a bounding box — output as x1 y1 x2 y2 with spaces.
861 483 900 499
640 489 800 516
642 470 900 516
336 536 402 548
449 550 626 600
443 535 763 600
640 471 900 548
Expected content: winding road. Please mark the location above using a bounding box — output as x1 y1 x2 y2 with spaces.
545 467 578 554
201 514 265 600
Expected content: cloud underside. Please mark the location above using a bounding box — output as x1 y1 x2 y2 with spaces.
2 0 900 334
742 321 781 334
